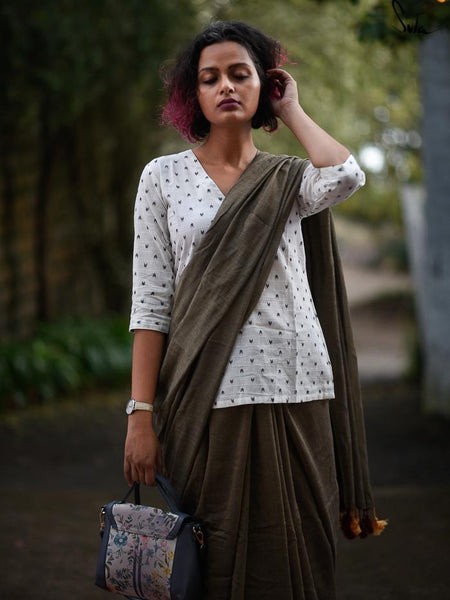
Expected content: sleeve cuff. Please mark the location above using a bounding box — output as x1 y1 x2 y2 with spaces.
317 153 355 174
129 317 170 334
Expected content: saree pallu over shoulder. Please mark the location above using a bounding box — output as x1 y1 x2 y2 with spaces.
153 150 386 541
153 151 308 472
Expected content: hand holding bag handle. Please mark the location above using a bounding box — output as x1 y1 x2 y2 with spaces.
122 473 184 513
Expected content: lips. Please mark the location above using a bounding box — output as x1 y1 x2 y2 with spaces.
218 98 240 107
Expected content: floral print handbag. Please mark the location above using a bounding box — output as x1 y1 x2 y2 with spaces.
95 474 205 600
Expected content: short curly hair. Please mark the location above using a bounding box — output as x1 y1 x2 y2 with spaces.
161 21 288 143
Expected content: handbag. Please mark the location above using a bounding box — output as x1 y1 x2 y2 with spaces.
95 473 205 600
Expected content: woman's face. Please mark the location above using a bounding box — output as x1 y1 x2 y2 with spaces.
197 41 261 130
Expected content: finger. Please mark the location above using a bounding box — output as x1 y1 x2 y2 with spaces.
138 464 148 485
131 464 142 485
266 68 291 81
124 459 133 487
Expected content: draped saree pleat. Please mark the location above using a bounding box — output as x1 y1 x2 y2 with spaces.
182 401 339 600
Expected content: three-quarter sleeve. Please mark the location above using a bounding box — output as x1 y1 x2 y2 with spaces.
298 153 366 218
129 160 175 333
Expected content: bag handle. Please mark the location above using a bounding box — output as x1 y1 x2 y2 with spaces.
121 473 182 513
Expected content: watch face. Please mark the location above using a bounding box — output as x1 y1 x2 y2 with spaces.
126 399 135 415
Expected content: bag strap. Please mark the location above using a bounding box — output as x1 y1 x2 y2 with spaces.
120 473 182 513
155 473 183 511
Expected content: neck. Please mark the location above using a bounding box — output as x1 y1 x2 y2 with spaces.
196 126 257 168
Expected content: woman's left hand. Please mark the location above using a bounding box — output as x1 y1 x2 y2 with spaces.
266 68 300 121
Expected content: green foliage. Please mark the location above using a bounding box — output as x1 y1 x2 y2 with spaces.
0 317 133 411
0 0 200 131
335 177 402 223
358 2 395 43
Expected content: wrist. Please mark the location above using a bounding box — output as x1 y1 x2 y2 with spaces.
127 410 154 430
278 102 305 126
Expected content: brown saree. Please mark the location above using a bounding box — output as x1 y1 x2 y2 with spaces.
153 151 386 600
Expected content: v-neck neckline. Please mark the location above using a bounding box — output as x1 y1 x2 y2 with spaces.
189 148 260 199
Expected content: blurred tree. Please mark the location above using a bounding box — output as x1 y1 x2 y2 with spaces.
0 0 203 335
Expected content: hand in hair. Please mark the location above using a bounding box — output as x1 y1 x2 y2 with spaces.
266 68 300 121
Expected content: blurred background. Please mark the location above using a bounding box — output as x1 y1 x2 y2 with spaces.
1 1 449 598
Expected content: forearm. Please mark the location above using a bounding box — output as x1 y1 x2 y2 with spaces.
280 103 350 168
124 329 165 485
131 329 165 402
129 329 166 426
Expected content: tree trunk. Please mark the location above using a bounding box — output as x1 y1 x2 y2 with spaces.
419 29 450 417
35 94 54 322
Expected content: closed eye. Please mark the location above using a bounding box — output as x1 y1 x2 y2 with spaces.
199 74 250 85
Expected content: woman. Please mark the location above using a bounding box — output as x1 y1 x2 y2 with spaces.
124 20 385 600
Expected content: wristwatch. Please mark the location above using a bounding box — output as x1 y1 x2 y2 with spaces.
126 398 154 415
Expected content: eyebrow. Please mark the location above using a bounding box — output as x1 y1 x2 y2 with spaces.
198 62 252 73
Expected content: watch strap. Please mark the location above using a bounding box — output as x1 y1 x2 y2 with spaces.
133 400 153 412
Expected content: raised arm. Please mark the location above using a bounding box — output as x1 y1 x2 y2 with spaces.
267 68 350 167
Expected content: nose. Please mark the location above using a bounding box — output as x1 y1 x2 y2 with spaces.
219 75 235 95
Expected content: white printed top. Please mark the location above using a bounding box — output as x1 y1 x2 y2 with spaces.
130 149 365 408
